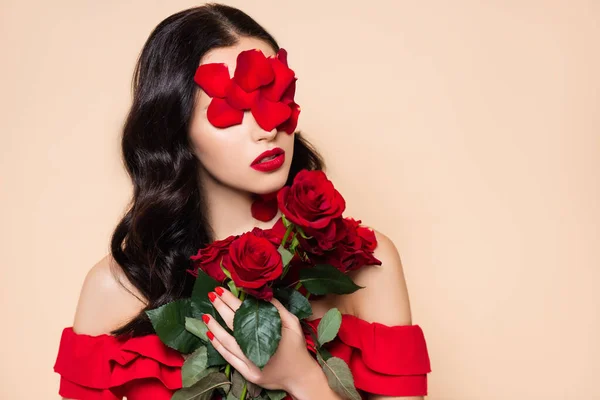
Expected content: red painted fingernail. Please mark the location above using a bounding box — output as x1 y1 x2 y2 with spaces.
207 331 214 341
208 292 217 302
202 314 210 324
215 287 224 296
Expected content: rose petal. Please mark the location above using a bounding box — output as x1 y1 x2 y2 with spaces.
278 102 300 135
243 286 274 301
194 63 231 98
233 49 274 92
207 98 244 128
225 80 258 110
251 95 292 132
281 78 297 103
261 57 296 102
251 195 278 222
276 48 288 67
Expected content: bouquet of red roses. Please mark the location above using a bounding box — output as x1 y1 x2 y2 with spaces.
146 169 381 400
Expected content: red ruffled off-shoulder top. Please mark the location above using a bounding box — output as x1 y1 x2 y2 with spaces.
54 314 431 399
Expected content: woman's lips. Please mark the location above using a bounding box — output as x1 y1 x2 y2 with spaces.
251 148 285 172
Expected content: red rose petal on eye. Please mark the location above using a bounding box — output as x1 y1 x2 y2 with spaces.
225 80 258 110
233 49 274 92
194 63 231 98
251 95 292 132
207 98 244 128
261 57 296 102
278 102 301 135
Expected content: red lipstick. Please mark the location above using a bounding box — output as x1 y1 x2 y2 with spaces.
251 148 285 172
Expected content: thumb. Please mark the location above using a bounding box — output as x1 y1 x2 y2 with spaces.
270 298 300 329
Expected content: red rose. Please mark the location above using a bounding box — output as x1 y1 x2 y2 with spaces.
299 217 347 255
251 225 283 247
223 232 283 300
277 170 346 230
356 223 378 250
323 218 381 271
189 235 237 282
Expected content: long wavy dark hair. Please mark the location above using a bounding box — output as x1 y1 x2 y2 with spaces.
110 3 323 337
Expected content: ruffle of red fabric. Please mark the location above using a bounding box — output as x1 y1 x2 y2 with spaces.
55 313 431 398
54 327 183 400
304 314 431 396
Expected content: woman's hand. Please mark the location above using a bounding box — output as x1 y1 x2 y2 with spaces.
203 287 328 397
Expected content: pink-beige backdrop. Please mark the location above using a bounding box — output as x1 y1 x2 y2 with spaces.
1 1 598 398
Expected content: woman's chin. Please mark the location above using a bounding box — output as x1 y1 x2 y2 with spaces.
248 175 288 196
251 182 286 196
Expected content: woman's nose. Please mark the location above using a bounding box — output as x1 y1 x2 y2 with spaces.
255 127 278 142
247 112 278 141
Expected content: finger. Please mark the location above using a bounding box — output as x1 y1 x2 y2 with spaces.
270 298 301 329
203 313 246 360
210 292 235 330
215 286 243 311
208 332 259 383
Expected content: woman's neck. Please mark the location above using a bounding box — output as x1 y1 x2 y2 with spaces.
200 170 280 241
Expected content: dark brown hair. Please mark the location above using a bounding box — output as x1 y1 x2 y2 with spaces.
110 3 323 337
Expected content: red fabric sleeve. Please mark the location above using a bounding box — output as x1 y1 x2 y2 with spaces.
53 327 184 400
305 314 431 397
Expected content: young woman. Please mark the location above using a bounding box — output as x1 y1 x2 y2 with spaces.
54 4 431 399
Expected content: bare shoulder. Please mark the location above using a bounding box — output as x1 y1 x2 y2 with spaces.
345 229 413 326
72 254 147 335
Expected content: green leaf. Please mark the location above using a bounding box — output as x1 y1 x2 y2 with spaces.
190 270 221 315
145 299 202 353
225 392 238 400
266 389 288 400
318 346 333 362
317 308 342 346
182 346 208 387
185 317 209 341
321 357 361 400
189 270 230 335
183 318 226 366
172 371 231 400
233 297 282 369
230 370 262 398
277 245 294 267
247 381 262 397
299 264 364 295
274 287 312 320
230 369 245 397
184 314 226 366
206 340 227 367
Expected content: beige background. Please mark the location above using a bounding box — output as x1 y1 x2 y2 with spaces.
1 0 598 399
